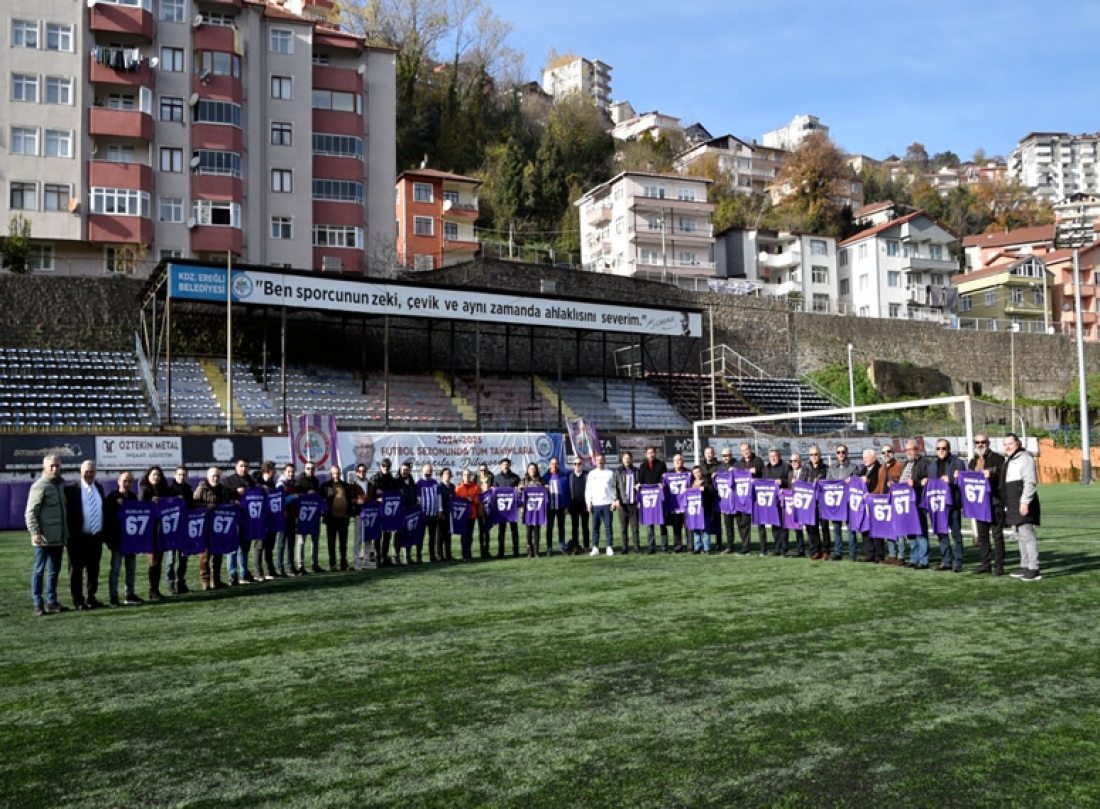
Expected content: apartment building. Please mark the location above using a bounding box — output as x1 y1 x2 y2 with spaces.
395 168 479 271
673 134 782 196
714 227 840 312
611 110 682 143
0 0 395 277
762 114 828 151
953 254 1054 334
1008 131 1100 202
961 225 1055 272
837 210 959 321
540 55 611 112
575 171 714 279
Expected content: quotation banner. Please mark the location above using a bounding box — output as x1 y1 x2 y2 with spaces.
167 264 702 338
337 432 566 474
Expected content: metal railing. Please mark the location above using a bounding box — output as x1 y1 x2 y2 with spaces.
134 330 162 425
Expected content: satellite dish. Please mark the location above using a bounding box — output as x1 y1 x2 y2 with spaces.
189 155 201 169
188 93 199 106
68 198 81 213
186 217 197 230
199 69 211 82
357 64 366 76
192 13 203 27
442 199 453 211
149 57 159 68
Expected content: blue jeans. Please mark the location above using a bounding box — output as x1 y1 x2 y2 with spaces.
909 535 930 567
32 546 64 607
692 530 711 553
832 521 859 558
646 524 669 551
547 508 567 552
936 510 964 569
109 550 137 600
887 537 907 559
590 505 613 548
227 544 251 578
164 551 189 587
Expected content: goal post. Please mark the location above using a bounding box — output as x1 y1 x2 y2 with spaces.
692 395 976 467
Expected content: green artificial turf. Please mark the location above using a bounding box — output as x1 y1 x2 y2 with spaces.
3 483 1100 808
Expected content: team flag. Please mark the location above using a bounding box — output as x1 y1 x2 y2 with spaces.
286 413 341 469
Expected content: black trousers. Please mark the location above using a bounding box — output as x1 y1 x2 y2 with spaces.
617 503 640 551
736 512 766 553
568 503 590 547
497 521 519 557
68 531 103 605
546 508 567 551
975 510 1006 571
326 517 349 567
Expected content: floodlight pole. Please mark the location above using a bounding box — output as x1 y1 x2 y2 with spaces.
226 252 233 433
847 343 856 427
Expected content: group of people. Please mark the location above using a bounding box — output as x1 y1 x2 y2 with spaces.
25 432 1042 615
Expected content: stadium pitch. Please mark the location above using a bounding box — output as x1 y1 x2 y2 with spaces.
3 483 1100 807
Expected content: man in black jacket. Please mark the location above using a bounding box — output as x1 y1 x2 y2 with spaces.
566 458 589 552
638 446 668 553
969 433 1006 575
799 446 830 559
613 451 640 554
369 458 400 566
492 458 521 558
222 458 262 584
734 442 766 555
762 449 791 556
294 462 323 572
165 465 194 594
64 460 106 610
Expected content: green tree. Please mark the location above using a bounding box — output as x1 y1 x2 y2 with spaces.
972 177 1055 232
932 150 960 169
492 136 528 232
904 142 930 170
617 131 684 174
530 133 567 230
0 214 32 275
774 132 853 236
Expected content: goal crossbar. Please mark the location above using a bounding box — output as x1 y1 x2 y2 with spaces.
693 395 975 467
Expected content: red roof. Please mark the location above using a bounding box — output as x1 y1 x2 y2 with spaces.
961 224 1055 249
397 168 481 186
838 211 923 246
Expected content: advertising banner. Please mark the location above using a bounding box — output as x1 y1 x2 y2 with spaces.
338 431 565 475
182 435 263 470
96 436 183 471
0 435 96 473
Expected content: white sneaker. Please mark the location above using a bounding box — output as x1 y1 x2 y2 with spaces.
589 547 600 556
606 546 614 556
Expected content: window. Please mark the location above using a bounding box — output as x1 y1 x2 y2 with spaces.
886 240 899 257
107 144 135 163
858 274 869 291
960 295 972 312
44 184 69 211
310 89 360 113
194 50 241 78
313 225 362 248
887 271 901 288
312 52 330 65
160 96 184 122
44 77 72 105
889 303 901 318
444 222 458 241
839 278 850 296
106 93 135 110
985 290 996 306
647 216 661 232
839 249 849 267
44 130 71 158
271 216 293 239
812 266 828 284
270 29 293 54
643 183 666 199
90 187 150 217
859 306 870 317
271 76 292 100
194 99 241 126
414 216 433 236
159 147 183 172
161 46 184 72
11 127 38 156
10 183 36 210
12 74 38 102
159 197 183 222
930 273 944 286
930 244 943 260
678 251 697 265
810 239 828 256
857 243 868 260
1010 288 1024 305
271 169 293 192
27 244 54 271
192 199 241 227
105 247 139 275
1033 288 1045 305
640 249 659 264
45 24 73 52
13 21 38 48
414 255 434 271
193 150 242 178
271 122 293 146
160 249 183 260
160 0 185 22
312 133 363 158
443 190 459 205
200 12 234 26
413 183 433 203
313 179 363 203
902 243 911 258
812 294 831 313
677 186 696 202
677 217 695 234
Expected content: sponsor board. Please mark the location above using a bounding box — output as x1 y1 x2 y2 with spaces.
182 435 264 470
0 435 96 472
338 432 564 475
96 436 182 471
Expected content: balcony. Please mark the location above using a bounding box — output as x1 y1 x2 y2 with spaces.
191 74 242 104
586 204 613 227
192 123 243 153
88 161 152 192
443 200 479 219
444 238 479 252
191 226 242 255
89 3 153 40
191 174 243 201
88 214 153 245
902 255 957 272
631 194 713 215
312 247 363 273
758 250 801 270
313 65 362 94
89 55 155 89
313 155 364 182
192 25 236 53
636 256 716 272
88 108 153 141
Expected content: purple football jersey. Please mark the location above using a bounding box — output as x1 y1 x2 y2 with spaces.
867 494 895 539
479 490 499 526
119 500 157 555
241 488 266 541
182 508 208 556
921 478 954 536
417 478 442 517
780 489 802 530
714 471 736 515
732 469 753 514
545 473 567 511
523 485 548 527
207 504 241 555
620 469 636 504
359 500 382 541
639 484 665 526
265 490 286 534
958 471 992 522
846 479 870 533
663 471 691 514
751 479 781 527
792 480 817 526
380 490 403 533
157 496 186 552
890 486 921 537
493 487 519 523
817 480 848 522
450 497 471 535
400 504 425 548
684 488 706 531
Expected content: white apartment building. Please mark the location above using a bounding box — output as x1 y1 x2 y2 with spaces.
1 0 395 277
1008 131 1100 202
714 228 840 313
673 134 783 196
576 171 715 280
611 111 682 142
540 55 611 112
762 114 828 151
837 210 959 321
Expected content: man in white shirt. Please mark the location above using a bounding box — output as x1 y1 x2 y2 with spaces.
585 454 616 556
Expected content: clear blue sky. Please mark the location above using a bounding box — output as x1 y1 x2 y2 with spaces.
493 0 1100 161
